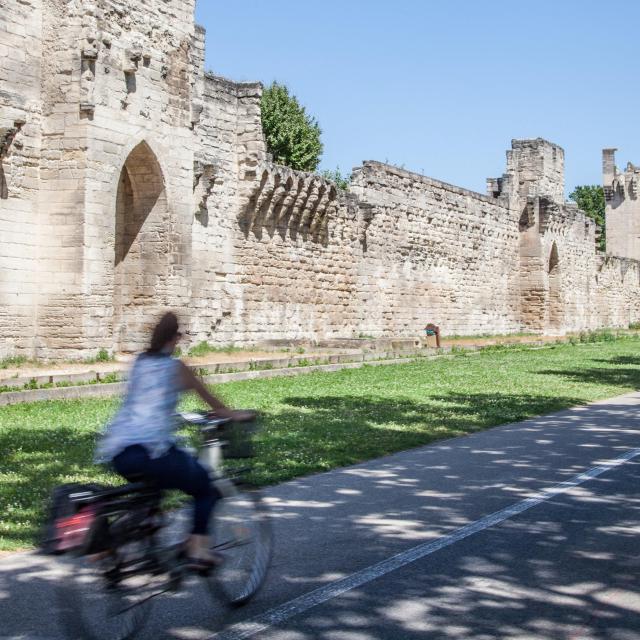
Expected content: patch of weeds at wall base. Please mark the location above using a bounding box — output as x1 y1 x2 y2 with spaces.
187 341 250 357
85 349 114 364
570 329 618 344
249 362 275 371
0 356 29 370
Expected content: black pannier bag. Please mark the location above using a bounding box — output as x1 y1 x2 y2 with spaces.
40 483 105 555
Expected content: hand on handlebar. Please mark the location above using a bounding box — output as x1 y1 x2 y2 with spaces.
207 409 257 422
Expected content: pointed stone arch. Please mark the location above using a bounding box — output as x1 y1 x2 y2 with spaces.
113 141 169 352
547 241 563 333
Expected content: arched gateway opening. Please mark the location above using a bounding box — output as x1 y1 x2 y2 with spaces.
113 142 169 352
547 242 563 334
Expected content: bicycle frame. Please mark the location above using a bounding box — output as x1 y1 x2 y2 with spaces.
197 429 240 501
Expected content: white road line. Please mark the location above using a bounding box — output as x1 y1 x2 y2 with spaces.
210 447 640 640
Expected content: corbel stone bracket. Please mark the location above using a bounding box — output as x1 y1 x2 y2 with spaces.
0 119 25 157
518 198 536 231
80 33 100 114
358 201 376 251
241 162 340 239
190 102 204 129
538 197 561 234
123 46 143 74
194 161 216 222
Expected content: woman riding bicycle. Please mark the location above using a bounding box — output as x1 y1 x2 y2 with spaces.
96 311 254 569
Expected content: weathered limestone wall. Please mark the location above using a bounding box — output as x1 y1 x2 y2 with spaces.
2 4 640 359
592 256 640 329
232 164 355 343
0 0 43 357
189 71 268 344
18 0 198 358
351 162 521 336
74 0 197 356
504 138 565 205
537 199 598 333
603 148 640 261
192 71 361 345
33 0 96 357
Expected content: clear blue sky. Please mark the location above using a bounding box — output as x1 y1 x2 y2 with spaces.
195 1 640 196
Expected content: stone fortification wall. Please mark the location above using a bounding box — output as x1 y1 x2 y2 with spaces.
603 148 640 261
190 72 266 344
3 3 640 360
504 138 565 205
192 73 360 346
75 0 197 356
592 256 640 329
536 199 598 333
0 0 43 357
19 0 199 358
351 162 521 336
231 163 355 343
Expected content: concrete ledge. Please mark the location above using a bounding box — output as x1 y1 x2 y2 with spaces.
0 382 127 405
0 352 446 406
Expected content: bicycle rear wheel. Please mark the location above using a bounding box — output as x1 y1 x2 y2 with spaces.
209 488 272 607
57 538 156 640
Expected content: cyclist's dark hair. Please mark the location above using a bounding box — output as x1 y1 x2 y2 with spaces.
148 312 180 354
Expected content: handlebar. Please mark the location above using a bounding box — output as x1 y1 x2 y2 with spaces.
177 411 231 429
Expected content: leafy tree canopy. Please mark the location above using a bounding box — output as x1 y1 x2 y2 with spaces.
570 185 606 251
261 81 323 172
320 167 351 191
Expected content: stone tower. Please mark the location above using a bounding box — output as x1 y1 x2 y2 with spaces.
603 148 640 260
1 0 199 358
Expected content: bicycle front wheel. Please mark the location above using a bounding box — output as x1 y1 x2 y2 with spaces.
209 487 272 607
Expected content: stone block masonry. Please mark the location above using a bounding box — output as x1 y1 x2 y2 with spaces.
603 148 640 262
351 162 521 336
1 1 639 359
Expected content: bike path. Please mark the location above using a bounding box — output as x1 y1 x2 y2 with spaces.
1 391 640 639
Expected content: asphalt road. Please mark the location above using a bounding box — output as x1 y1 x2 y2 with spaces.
2 392 640 640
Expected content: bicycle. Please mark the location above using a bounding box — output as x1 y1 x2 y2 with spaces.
52 412 272 640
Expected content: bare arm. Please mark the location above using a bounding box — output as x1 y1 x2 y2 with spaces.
178 362 254 421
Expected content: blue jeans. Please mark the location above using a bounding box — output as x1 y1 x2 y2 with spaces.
113 444 218 535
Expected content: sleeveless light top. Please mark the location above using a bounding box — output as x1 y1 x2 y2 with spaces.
96 353 184 461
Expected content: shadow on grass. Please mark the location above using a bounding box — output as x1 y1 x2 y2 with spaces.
536 352 640 389
538 364 640 388
0 425 112 549
247 391 586 485
592 355 640 367
1 391 589 546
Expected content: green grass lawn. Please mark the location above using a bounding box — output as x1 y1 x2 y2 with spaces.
2 339 640 552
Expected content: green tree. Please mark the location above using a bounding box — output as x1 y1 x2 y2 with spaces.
320 166 351 191
261 82 323 172
570 185 606 251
